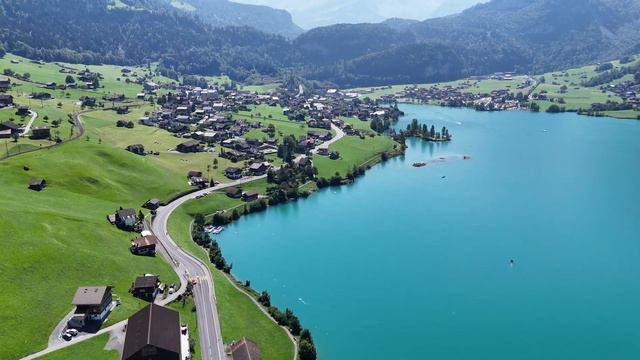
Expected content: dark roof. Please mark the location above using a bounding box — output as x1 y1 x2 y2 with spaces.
1 121 20 130
225 187 242 195
179 139 200 147
225 167 242 173
122 304 181 360
133 275 159 289
72 286 112 306
231 338 262 360
117 208 136 219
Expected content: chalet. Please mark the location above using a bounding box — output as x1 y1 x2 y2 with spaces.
225 167 243 180
230 338 262 360
143 198 161 210
0 121 21 136
187 170 203 178
176 140 201 153
308 130 332 141
143 81 159 92
116 208 137 229
317 148 329 156
0 76 10 90
80 96 97 107
223 149 247 162
130 275 160 300
242 191 259 202
248 162 270 176
138 116 155 126
68 286 113 328
190 177 207 187
0 94 13 107
28 178 47 191
121 68 132 74
176 106 190 115
31 92 52 100
127 144 145 156
14 106 29 118
31 126 50 139
122 304 181 360
44 82 56 90
176 115 190 123
116 106 129 115
225 187 243 199
131 235 158 256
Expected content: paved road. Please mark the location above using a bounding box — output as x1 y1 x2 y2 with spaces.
151 176 268 360
312 124 345 153
20 110 38 136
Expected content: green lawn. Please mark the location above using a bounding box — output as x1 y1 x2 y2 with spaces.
0 141 186 359
39 334 118 360
313 134 399 178
235 104 311 139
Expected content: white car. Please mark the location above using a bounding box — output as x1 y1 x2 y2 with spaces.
65 329 79 337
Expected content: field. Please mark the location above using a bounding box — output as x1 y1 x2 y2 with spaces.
0 140 186 359
313 134 398 178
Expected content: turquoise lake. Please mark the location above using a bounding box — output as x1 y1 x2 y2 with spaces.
217 104 640 359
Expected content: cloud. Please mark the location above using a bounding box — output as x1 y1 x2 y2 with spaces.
233 0 485 28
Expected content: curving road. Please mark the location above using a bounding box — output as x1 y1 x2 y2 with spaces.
22 123 346 360
151 175 268 360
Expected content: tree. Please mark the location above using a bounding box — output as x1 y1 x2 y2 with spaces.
194 214 205 227
634 72 640 83
530 102 540 112
257 291 271 307
65 75 75 84
299 340 317 360
546 104 563 113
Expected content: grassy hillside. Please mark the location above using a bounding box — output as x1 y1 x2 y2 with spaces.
0 141 186 359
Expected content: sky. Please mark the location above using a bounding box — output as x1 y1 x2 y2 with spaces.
234 0 486 29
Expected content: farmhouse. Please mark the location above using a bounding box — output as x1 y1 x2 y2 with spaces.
116 208 137 229
248 162 270 176
225 187 243 199
122 304 181 360
143 198 161 210
116 106 129 115
225 167 243 180
127 144 145 156
0 94 13 107
176 140 202 153
0 121 21 137
0 76 11 90
131 235 158 256
31 126 50 139
68 286 113 328
242 191 259 202
230 338 262 360
187 170 203 178
130 275 160 300
28 178 47 191
14 106 29 118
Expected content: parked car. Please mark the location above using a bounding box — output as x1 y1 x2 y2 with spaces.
62 333 72 341
65 329 79 337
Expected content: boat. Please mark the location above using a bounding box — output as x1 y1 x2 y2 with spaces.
212 226 225 234
413 162 427 168
204 225 215 233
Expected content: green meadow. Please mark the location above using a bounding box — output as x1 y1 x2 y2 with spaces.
0 141 185 359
